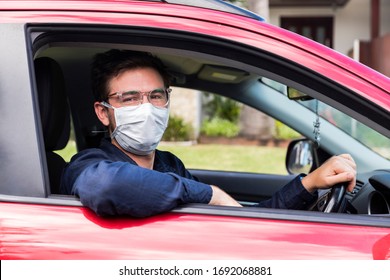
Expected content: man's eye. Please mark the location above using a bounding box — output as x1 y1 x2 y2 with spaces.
122 92 140 102
150 90 166 100
150 93 164 100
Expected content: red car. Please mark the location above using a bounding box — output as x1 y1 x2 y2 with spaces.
1 0 390 260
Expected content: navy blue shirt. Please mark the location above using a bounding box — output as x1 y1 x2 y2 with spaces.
61 139 317 217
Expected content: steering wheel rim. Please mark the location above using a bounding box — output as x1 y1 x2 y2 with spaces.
309 184 347 213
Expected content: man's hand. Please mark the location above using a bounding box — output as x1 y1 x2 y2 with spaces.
209 185 242 207
302 154 356 193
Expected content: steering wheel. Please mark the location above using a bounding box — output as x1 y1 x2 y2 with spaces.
309 184 346 213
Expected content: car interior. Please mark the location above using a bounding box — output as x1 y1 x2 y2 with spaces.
30 25 390 217
35 57 71 194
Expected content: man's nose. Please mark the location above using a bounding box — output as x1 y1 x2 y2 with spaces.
141 93 150 104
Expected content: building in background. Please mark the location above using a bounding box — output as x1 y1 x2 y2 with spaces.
269 0 390 77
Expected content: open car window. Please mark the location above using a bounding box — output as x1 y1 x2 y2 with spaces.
28 24 390 216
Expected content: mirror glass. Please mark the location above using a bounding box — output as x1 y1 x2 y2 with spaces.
287 139 314 174
287 87 313 101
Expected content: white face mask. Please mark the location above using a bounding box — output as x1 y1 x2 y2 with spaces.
102 102 169 155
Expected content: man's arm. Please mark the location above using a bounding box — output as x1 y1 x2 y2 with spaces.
209 185 242 207
62 153 214 217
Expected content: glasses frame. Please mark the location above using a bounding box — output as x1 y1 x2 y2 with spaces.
107 88 171 107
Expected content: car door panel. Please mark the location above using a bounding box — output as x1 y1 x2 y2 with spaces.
190 169 296 202
1 201 389 259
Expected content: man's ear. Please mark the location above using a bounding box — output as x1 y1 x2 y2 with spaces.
94 102 110 126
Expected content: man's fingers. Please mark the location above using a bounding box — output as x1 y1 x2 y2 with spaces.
339 153 354 161
346 181 356 193
339 154 357 169
327 171 356 192
327 172 350 185
326 155 356 191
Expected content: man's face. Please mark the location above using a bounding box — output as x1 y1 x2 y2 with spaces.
103 67 166 132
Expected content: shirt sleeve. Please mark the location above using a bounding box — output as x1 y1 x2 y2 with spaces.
60 150 212 218
255 174 318 210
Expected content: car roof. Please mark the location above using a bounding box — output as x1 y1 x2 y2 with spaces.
0 0 265 21
163 0 265 21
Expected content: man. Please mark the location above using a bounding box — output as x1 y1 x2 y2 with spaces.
61 49 356 217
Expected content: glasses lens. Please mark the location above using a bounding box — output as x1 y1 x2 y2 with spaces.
121 91 142 106
148 89 169 107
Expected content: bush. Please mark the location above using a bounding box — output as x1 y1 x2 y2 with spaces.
203 94 241 122
162 115 193 141
274 120 301 140
201 117 239 138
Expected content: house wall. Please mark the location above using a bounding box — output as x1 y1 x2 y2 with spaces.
269 0 390 55
380 0 390 35
168 87 202 140
371 34 390 77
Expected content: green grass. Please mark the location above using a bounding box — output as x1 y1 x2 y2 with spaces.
56 141 288 174
158 144 288 174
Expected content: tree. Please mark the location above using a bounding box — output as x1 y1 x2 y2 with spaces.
232 0 275 142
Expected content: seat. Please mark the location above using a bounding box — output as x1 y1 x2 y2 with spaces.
35 57 70 194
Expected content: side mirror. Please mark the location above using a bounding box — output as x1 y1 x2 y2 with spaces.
286 139 316 175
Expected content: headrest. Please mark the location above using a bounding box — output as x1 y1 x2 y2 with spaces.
35 57 70 151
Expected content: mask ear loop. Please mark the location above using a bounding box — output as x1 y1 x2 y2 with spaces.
99 101 117 139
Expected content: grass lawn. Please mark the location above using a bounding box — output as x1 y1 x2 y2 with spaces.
158 143 288 174
57 141 288 175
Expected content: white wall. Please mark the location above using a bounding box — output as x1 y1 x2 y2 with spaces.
334 0 370 54
169 87 202 139
269 0 390 55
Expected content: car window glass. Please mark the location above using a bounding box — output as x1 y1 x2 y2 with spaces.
261 77 390 160
299 99 390 160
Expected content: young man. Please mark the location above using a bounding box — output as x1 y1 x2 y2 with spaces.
61 49 356 217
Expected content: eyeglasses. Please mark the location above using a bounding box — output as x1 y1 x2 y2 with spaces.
107 88 171 107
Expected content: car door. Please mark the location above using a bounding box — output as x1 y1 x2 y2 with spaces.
1 1 390 260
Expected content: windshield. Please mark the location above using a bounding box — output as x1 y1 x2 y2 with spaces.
299 99 390 160
261 78 390 160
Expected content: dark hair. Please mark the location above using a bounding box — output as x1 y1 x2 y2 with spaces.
91 49 171 101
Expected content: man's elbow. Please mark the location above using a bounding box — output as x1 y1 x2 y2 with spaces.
80 187 176 218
